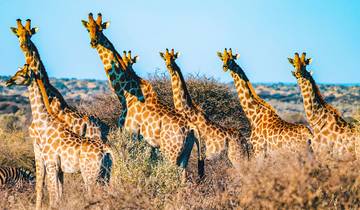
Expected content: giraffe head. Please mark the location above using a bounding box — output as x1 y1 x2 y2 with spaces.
217 48 240 72
6 64 33 87
122 50 139 69
10 19 39 52
81 13 110 48
159 48 180 73
7 62 53 115
288 52 312 80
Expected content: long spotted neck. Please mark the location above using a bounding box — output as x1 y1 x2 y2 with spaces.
28 77 52 130
95 35 157 103
296 75 343 128
23 42 50 82
95 36 126 71
23 41 68 109
228 61 275 126
167 62 194 112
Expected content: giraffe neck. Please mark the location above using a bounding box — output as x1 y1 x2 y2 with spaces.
23 41 68 109
296 74 342 128
228 62 276 125
95 35 158 105
27 78 51 129
95 36 126 71
167 62 194 112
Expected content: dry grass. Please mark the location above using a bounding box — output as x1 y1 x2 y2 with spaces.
0 76 359 209
0 127 182 209
0 112 34 170
3 123 358 210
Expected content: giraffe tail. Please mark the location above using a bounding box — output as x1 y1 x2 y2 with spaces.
189 124 205 179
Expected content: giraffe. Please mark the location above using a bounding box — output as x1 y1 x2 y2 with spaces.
288 52 360 159
217 48 313 156
159 48 249 167
6 64 113 209
10 19 109 140
81 13 204 180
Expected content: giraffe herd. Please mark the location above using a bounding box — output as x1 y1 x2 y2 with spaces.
2 14 359 209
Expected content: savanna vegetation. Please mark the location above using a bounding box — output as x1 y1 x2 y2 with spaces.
0 75 359 209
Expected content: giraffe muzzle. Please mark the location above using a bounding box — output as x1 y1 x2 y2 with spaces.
5 79 15 87
90 39 98 48
292 70 302 78
223 65 229 72
20 43 28 50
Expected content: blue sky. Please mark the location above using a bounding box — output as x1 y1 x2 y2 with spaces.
0 0 359 83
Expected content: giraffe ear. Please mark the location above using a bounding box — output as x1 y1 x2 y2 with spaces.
288 58 294 65
133 55 139 63
81 20 88 29
174 52 180 59
102 21 110 29
306 58 312 65
159 52 165 60
10 27 18 36
235 54 240 59
31 27 39 35
217 52 223 60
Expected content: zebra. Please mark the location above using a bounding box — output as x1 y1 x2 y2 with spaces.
0 166 35 187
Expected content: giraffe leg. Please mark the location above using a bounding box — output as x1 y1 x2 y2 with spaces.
45 162 61 209
80 156 101 199
34 148 45 210
227 138 244 169
181 169 188 184
83 174 97 198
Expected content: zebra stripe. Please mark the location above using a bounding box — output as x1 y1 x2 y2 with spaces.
0 167 35 186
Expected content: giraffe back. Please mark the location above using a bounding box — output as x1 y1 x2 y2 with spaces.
49 96 108 140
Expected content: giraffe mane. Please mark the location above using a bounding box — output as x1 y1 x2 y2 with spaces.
246 81 276 112
29 49 70 111
225 49 276 113
309 75 342 117
141 79 159 99
35 77 53 115
173 63 194 109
